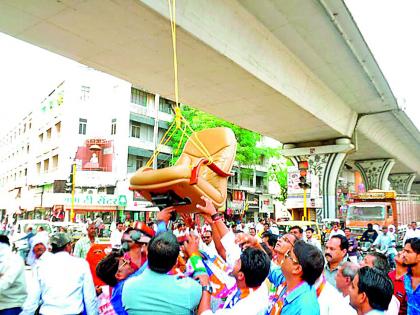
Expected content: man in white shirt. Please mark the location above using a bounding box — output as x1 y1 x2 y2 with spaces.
199 230 218 257
403 221 420 245
197 196 271 314
335 262 359 314
21 232 98 315
110 221 125 250
348 267 393 315
306 227 321 251
329 222 345 240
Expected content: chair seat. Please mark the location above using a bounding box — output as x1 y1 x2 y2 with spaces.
129 127 236 213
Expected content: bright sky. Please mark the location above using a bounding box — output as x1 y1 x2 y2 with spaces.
0 2 419 131
345 0 420 128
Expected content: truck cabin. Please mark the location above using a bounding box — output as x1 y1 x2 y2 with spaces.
346 202 393 236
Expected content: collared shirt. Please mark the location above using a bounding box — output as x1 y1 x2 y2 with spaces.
201 285 269 315
21 251 98 315
373 233 395 256
279 281 320 315
307 238 322 251
404 273 420 315
74 236 96 259
388 270 407 315
329 229 345 239
402 228 420 245
0 246 27 310
324 258 347 289
122 268 202 315
315 275 356 315
110 229 124 249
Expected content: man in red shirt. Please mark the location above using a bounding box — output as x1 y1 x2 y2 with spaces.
388 251 408 315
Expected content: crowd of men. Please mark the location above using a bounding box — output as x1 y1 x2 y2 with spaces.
0 200 419 315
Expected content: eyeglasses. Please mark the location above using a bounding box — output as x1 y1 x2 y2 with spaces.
279 236 295 248
202 236 211 239
284 249 299 264
117 257 138 272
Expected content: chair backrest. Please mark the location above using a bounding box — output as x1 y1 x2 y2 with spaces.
176 127 237 196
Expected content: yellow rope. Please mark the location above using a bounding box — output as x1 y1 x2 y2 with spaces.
144 0 215 169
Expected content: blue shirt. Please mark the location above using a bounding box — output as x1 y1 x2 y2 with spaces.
280 282 320 315
111 262 149 315
404 273 420 315
122 268 202 315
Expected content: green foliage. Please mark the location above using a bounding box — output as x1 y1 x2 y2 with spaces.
166 105 289 198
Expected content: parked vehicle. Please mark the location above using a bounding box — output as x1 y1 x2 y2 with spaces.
346 190 420 241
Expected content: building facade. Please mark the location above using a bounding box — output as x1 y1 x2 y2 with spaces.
0 67 173 224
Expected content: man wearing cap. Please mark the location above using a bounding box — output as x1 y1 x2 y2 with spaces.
21 232 98 315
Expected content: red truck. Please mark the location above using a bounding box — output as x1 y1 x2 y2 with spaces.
345 190 420 238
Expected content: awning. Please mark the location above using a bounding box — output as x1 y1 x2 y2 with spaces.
129 113 154 126
65 205 118 212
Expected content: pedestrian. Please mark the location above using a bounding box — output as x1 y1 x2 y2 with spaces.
110 221 125 250
328 222 345 240
388 252 408 315
122 232 206 314
344 228 358 264
402 222 420 245
0 235 27 315
26 234 51 267
269 241 324 315
74 223 97 259
348 267 393 315
21 232 98 315
306 227 321 251
335 262 359 315
324 235 348 288
401 237 420 315
289 226 304 240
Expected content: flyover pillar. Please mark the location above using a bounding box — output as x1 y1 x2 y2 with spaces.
388 173 416 194
354 159 395 191
281 138 354 219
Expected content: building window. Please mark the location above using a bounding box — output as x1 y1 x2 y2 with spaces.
131 122 141 138
131 122 154 141
111 118 117 135
46 128 52 139
131 87 147 106
55 121 61 134
44 159 49 173
159 98 174 114
80 85 90 101
79 118 87 135
136 156 148 169
39 133 44 143
52 155 59 169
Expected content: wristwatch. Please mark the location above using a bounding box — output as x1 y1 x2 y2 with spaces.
202 285 214 294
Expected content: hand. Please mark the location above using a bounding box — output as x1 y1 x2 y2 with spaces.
196 196 217 216
235 233 259 249
157 206 176 224
180 213 194 229
183 233 200 258
200 213 213 225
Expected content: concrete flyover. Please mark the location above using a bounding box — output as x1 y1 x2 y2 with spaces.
0 0 419 214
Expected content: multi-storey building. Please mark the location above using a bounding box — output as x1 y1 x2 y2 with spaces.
0 67 173 223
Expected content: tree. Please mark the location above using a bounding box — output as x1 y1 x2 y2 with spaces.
165 105 288 199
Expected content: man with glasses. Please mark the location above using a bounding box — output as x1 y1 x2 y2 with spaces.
268 241 324 315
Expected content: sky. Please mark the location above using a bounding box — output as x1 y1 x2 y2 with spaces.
0 2 419 131
345 0 420 128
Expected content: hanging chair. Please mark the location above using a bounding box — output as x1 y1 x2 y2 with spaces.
129 127 237 213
